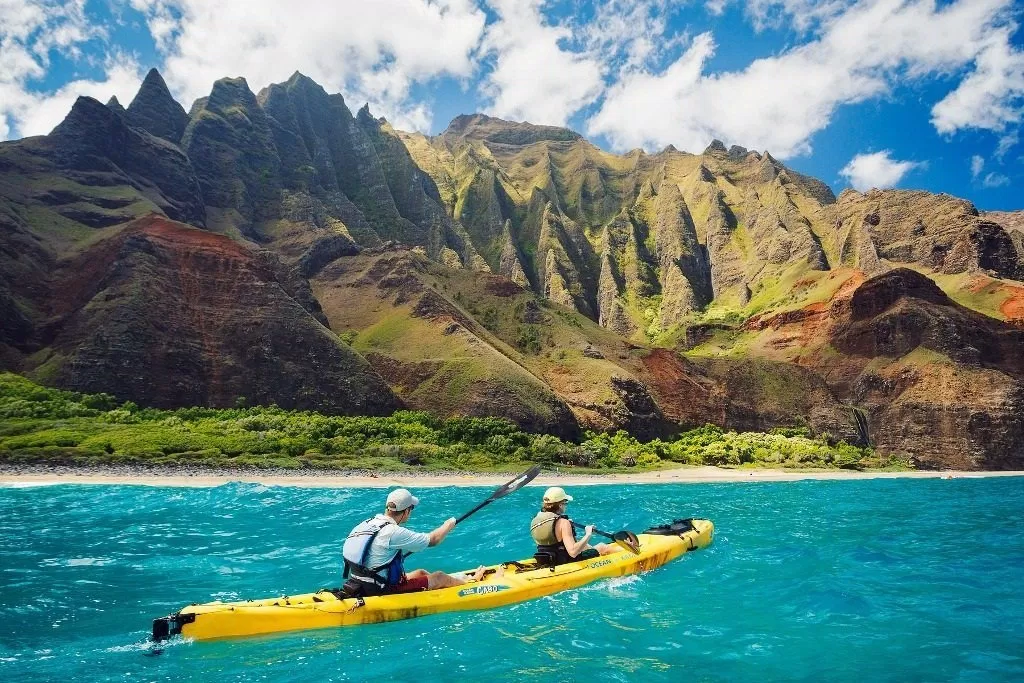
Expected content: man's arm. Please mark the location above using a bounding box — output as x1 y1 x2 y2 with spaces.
428 517 457 547
388 518 459 555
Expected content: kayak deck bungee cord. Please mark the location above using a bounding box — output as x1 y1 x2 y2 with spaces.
152 518 713 642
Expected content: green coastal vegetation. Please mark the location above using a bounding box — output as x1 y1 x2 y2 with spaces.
0 373 904 472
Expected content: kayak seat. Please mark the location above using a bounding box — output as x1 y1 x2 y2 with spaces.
533 549 558 568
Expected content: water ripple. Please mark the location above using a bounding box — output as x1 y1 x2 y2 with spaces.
0 478 1022 681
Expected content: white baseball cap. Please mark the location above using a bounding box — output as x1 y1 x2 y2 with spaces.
386 488 419 512
542 487 573 504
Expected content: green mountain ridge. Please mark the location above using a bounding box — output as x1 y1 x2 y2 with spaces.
1 68 1023 469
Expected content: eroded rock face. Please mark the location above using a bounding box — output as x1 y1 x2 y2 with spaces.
638 349 864 443
313 250 581 438
47 96 206 226
827 190 1020 279
0 212 51 361
852 363 1024 470
410 115 846 329
823 269 1024 468
985 210 1024 272
39 215 399 415
258 73 402 246
182 77 282 236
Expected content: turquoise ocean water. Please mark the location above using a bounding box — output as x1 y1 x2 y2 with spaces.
1 477 1022 681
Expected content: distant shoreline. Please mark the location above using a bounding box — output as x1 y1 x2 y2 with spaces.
1 464 1022 488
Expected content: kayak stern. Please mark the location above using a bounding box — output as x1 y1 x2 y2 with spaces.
152 611 195 642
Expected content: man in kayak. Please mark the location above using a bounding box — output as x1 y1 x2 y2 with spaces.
530 487 618 565
341 488 485 597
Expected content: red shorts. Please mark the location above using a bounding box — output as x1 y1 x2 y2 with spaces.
390 575 429 593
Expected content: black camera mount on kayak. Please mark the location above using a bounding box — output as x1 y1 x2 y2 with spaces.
643 519 697 536
152 611 195 642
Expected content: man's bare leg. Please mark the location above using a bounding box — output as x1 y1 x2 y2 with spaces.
424 565 487 589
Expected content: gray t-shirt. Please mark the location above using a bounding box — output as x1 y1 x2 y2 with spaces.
364 514 431 569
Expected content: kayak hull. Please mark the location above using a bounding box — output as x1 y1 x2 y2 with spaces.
153 518 713 642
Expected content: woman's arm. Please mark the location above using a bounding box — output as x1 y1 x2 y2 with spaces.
557 518 592 558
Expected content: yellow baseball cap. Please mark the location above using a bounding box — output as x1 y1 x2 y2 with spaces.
542 486 573 504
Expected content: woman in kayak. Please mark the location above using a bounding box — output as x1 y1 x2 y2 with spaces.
530 487 617 565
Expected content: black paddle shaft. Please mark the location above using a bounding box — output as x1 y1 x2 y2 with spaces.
569 521 641 554
568 520 619 542
401 465 541 561
454 465 541 525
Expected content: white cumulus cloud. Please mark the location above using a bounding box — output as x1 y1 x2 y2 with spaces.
931 29 1024 136
705 0 729 16
587 0 1024 157
840 150 923 191
480 0 604 127
970 150 1016 190
0 0 142 139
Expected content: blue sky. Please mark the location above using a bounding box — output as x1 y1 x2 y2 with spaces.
1 0 1021 210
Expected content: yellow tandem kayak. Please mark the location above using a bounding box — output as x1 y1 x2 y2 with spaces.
152 518 713 642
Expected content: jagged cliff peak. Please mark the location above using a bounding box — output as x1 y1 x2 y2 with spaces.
205 76 260 113
703 139 728 155
52 95 120 136
259 71 330 102
728 144 748 158
126 67 189 143
442 113 582 145
284 70 318 87
106 96 127 115
37 96 205 226
356 102 378 125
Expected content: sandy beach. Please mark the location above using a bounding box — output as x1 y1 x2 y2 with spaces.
2 465 1022 488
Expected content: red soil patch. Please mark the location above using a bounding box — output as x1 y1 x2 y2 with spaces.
966 274 993 294
959 274 1024 323
129 214 250 259
832 270 867 300
792 277 817 290
639 348 722 424
1000 286 1024 322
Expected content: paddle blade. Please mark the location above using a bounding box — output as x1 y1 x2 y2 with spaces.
613 530 641 555
454 465 541 525
493 465 541 501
